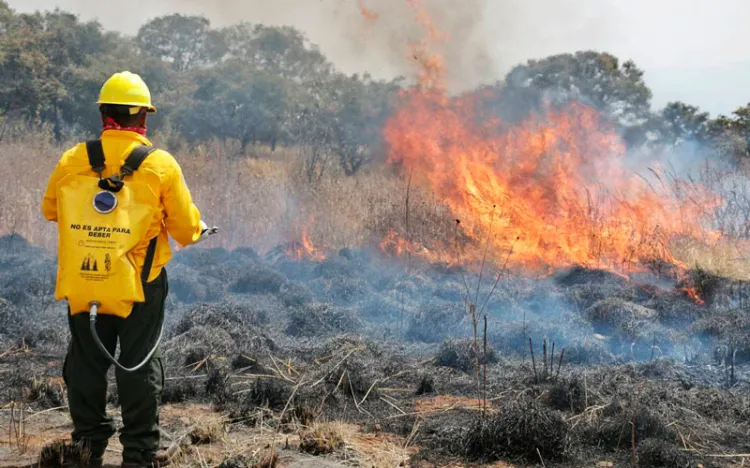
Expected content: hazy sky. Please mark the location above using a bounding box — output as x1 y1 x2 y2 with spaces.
9 0 750 116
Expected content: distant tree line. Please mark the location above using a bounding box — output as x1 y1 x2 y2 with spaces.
1 1 749 173
481 51 750 162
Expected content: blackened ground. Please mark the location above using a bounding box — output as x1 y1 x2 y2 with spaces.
1 234 749 467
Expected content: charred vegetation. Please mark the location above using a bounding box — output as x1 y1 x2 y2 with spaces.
0 234 749 467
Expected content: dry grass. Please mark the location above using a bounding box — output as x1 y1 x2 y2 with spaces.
4 130 750 278
38 439 91 467
298 421 415 467
414 395 492 414
0 133 66 250
255 449 279 468
188 420 226 445
174 141 454 256
0 131 450 257
298 422 346 455
672 237 750 281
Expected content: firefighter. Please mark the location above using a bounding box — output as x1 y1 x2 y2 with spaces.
41 71 214 468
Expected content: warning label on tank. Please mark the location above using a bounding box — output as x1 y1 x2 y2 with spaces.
69 223 131 282
69 223 131 239
67 223 131 253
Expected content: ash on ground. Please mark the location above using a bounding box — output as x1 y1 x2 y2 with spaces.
2 234 749 467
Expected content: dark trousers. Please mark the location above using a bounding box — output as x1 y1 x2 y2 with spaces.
63 269 167 464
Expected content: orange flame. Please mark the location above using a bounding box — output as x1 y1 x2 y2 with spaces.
681 286 706 305
379 229 410 257
405 0 447 90
287 221 327 261
357 0 379 22
380 1 722 275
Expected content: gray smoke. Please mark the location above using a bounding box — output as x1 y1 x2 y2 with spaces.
14 0 750 113
13 0 623 92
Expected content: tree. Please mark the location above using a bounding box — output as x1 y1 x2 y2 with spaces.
176 59 295 154
222 23 333 82
285 72 400 178
289 81 337 182
490 51 653 146
326 73 400 175
0 8 109 139
655 101 710 146
136 14 225 72
0 11 62 121
705 104 750 162
38 11 117 138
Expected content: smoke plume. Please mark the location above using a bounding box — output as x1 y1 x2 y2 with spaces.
17 0 623 91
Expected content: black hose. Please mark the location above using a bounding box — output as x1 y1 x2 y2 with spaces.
88 301 163 373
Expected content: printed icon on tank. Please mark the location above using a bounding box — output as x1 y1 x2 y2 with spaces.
80 254 98 272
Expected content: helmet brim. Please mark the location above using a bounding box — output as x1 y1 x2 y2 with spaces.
96 101 157 114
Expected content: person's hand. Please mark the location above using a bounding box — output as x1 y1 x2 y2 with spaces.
196 220 219 243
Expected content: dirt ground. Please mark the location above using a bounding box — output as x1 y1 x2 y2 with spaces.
0 402 498 467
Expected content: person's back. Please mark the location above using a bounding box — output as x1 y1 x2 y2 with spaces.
41 71 217 468
44 121 204 281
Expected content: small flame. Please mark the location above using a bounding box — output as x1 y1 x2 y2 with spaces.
357 0 379 22
379 229 461 266
405 0 447 90
379 229 411 257
287 221 326 261
681 287 705 305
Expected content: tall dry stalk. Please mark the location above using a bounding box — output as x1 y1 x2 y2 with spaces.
482 315 488 415
474 205 497 305
631 383 645 468
8 402 29 454
400 170 413 336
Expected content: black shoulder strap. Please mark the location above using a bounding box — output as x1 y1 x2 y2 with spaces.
122 145 157 177
132 145 158 283
86 140 105 175
141 236 159 284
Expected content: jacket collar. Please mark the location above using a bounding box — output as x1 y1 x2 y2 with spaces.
101 129 153 146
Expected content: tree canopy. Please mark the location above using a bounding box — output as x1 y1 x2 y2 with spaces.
0 4 748 171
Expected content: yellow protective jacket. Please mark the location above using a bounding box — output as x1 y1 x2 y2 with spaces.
41 129 203 283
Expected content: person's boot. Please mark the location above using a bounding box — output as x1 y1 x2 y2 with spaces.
151 449 171 468
87 441 106 468
59 454 103 467
61 460 102 468
85 457 104 468
121 447 175 468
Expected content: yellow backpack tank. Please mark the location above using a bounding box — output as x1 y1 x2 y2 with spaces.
54 141 158 318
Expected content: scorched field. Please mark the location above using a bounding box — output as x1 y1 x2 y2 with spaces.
1 2 750 467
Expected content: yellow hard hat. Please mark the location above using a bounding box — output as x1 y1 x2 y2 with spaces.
97 71 157 113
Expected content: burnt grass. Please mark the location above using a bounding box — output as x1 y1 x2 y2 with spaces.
1 234 750 467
